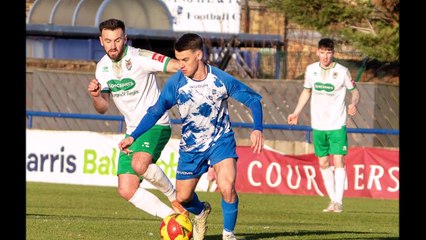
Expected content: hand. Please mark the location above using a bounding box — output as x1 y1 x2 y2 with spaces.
118 137 135 155
250 130 264 154
88 79 101 97
287 113 298 125
348 104 357 116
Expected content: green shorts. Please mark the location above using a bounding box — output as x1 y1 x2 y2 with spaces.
117 125 171 177
312 126 348 157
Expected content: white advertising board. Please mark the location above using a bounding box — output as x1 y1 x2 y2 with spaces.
161 0 241 33
26 129 214 191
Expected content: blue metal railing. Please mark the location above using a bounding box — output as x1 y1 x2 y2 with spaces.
26 110 399 143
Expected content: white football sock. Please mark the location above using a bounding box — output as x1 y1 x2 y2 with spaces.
320 166 336 202
334 167 346 204
129 187 174 218
142 163 176 202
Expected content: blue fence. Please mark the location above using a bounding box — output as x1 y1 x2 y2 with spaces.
26 110 400 143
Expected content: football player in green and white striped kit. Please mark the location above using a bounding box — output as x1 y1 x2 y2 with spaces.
87 18 187 218
288 38 360 213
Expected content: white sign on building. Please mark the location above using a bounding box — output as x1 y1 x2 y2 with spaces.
161 0 241 33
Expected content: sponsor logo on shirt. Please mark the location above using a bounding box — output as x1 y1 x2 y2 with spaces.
314 82 335 92
152 53 166 63
189 83 209 88
107 78 136 92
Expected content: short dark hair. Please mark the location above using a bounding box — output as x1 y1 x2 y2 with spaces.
99 18 125 33
318 38 334 51
174 33 203 52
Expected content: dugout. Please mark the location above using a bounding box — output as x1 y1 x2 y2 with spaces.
26 0 284 73
27 0 173 30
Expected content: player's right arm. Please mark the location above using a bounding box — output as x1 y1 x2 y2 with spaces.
118 75 179 154
88 79 109 114
288 88 311 125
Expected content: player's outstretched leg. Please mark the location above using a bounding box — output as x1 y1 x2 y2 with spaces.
140 164 188 215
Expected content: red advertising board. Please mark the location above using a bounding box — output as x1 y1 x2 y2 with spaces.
235 147 399 200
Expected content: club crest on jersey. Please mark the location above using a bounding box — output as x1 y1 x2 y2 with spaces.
333 72 338 79
152 53 166 63
125 59 132 70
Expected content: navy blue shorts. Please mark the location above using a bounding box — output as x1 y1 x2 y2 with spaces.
176 134 238 180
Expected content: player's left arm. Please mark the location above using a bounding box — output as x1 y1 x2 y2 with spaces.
223 74 264 153
348 88 360 116
248 100 264 154
344 68 360 116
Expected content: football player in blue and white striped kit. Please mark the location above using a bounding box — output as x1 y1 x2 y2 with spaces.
119 33 264 240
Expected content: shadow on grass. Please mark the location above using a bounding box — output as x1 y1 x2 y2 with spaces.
205 230 398 240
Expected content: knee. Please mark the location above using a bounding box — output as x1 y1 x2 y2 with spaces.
319 159 330 169
319 163 330 169
131 157 149 176
118 185 137 201
219 184 236 201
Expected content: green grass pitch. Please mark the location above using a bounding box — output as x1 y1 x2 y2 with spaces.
26 182 398 239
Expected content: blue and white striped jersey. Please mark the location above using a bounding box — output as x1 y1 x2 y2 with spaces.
131 65 262 153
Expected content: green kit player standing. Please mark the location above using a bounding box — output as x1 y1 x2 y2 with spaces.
288 38 360 213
